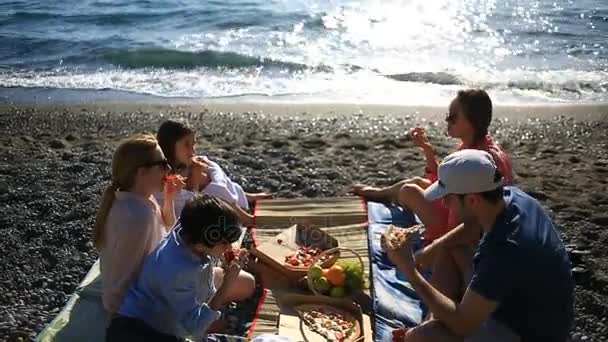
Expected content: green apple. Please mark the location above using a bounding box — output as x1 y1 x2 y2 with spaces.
308 265 323 280
314 276 331 294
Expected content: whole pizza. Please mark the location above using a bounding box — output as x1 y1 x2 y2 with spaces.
294 304 361 342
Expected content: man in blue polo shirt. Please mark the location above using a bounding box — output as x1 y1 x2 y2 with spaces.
384 149 574 341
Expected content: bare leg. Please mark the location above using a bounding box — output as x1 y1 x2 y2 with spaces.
213 267 256 304
246 192 273 202
403 319 463 342
206 268 256 334
420 244 475 323
397 184 444 227
353 177 430 202
229 203 254 227
430 247 464 302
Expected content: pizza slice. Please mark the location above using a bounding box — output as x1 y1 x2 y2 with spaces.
221 248 249 269
295 304 361 342
385 224 422 247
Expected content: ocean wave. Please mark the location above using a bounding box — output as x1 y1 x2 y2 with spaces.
484 80 608 95
384 72 462 85
102 48 333 72
5 9 189 24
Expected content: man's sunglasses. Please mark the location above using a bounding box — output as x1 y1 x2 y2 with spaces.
140 158 171 169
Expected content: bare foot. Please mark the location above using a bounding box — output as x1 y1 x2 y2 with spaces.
352 184 387 201
246 192 273 202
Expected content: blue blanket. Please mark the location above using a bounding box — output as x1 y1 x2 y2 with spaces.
367 201 427 341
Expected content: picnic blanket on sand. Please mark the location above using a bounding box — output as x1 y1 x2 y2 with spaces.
367 201 427 341
36 260 105 342
37 230 247 342
247 196 370 339
38 198 425 341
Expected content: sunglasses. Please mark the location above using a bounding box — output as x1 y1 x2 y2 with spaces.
445 112 458 122
140 158 171 169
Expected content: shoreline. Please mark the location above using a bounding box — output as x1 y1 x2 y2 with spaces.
2 101 608 122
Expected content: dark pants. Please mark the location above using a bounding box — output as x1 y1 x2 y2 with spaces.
106 315 183 342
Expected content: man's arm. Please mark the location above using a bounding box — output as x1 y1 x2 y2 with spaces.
403 267 498 336
385 234 511 337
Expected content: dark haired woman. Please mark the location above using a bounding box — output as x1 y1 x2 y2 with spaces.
353 89 513 246
155 120 271 225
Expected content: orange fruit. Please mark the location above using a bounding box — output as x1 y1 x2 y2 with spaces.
326 265 346 286
322 268 329 277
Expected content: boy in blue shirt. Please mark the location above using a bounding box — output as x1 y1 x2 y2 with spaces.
106 195 256 341
385 149 574 342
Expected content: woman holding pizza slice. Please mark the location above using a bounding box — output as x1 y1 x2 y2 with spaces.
155 120 272 226
93 134 184 317
354 89 513 265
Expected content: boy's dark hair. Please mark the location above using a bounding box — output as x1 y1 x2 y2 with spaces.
157 120 194 171
179 195 242 247
456 89 493 144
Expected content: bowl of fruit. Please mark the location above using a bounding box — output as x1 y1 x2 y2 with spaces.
284 246 340 270
306 247 365 298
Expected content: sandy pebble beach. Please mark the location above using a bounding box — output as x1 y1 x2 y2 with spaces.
0 104 607 341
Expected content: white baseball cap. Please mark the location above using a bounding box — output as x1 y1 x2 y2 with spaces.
423 149 504 201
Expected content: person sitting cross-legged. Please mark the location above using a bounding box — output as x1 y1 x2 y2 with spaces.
106 195 257 342
384 149 574 342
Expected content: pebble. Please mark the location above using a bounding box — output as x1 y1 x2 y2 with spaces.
49 139 66 149
526 190 550 201
65 164 85 173
61 152 75 161
590 215 608 226
2 107 608 341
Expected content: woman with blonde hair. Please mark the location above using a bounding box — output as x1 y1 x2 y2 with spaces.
93 133 183 316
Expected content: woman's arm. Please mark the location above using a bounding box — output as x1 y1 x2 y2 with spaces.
188 157 210 192
411 127 439 177
422 146 439 177
161 176 185 229
161 198 176 230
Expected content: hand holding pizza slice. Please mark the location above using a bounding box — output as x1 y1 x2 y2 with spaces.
222 248 249 269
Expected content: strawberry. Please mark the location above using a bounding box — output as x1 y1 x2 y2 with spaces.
224 249 236 263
